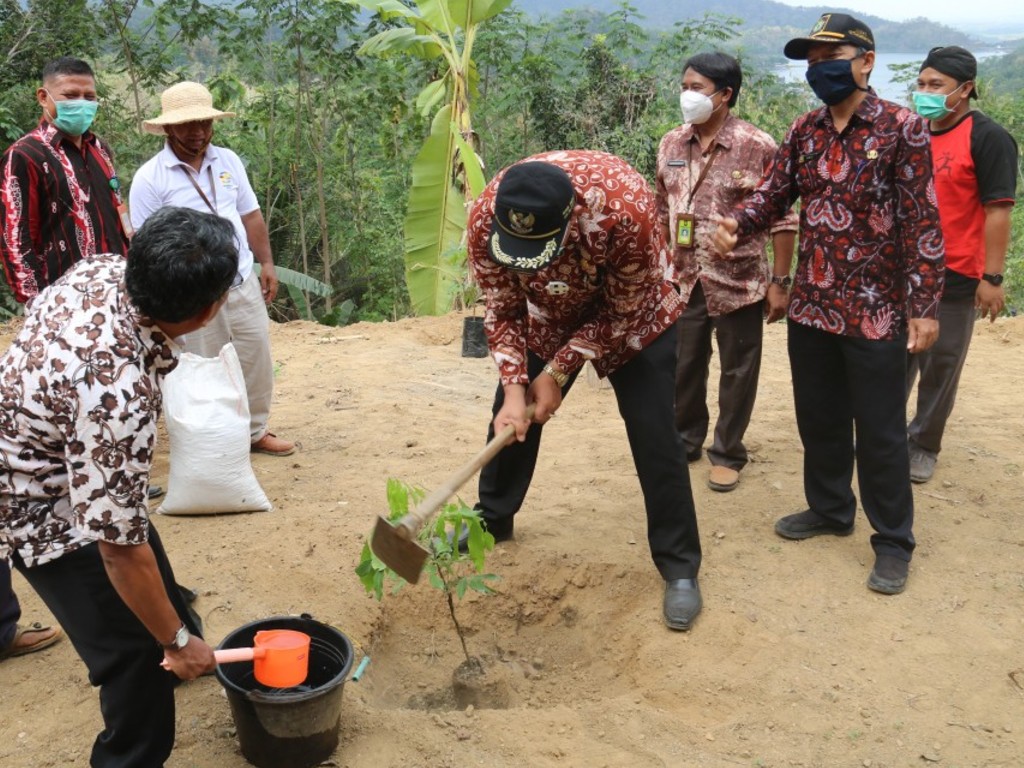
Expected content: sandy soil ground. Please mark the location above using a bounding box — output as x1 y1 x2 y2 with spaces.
1 312 1023 768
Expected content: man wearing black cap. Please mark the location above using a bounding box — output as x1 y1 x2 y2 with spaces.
907 46 1018 484
714 13 946 594
465 150 704 630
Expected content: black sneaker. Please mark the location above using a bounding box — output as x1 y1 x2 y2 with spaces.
774 510 854 540
867 554 909 594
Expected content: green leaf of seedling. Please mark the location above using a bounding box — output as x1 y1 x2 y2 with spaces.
385 478 410 519
455 577 468 600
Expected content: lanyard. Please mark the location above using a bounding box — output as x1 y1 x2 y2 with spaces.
180 165 218 215
686 140 721 211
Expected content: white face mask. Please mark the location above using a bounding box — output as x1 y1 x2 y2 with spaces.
679 89 720 125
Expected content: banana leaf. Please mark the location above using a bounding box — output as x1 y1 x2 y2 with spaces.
404 105 466 315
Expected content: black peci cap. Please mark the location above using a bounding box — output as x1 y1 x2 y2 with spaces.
488 162 575 273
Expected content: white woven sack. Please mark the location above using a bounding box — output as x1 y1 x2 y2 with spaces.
157 343 272 515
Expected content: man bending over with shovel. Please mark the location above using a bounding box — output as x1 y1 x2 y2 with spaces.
0 207 237 766
464 150 705 631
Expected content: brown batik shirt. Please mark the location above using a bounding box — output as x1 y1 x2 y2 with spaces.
468 150 683 385
656 114 799 316
0 253 178 567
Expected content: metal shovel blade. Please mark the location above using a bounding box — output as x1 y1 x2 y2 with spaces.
370 515 429 584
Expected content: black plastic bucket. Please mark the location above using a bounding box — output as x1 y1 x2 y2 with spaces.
215 615 354 768
461 315 489 358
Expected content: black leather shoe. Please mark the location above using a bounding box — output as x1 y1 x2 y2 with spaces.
663 578 702 631
867 554 909 595
774 510 854 540
148 485 165 500
456 518 514 553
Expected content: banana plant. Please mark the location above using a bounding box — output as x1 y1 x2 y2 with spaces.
347 0 511 315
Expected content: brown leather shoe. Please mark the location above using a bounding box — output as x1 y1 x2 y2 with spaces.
250 432 296 457
0 622 63 661
707 465 740 492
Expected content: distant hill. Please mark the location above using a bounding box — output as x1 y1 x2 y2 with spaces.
511 0 981 54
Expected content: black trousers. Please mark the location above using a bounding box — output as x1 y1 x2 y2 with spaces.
477 322 703 580
674 281 764 469
0 559 20 649
907 291 977 456
788 320 915 559
14 525 201 768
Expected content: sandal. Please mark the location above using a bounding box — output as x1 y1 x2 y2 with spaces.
0 621 63 660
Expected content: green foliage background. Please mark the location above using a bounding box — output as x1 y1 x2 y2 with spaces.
0 0 1021 319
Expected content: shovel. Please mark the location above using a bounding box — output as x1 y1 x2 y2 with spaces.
162 628 311 688
371 404 536 584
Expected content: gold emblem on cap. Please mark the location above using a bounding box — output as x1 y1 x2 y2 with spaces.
508 210 536 235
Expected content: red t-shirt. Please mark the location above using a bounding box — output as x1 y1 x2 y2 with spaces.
929 111 1017 279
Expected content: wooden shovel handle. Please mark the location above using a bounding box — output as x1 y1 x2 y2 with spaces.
395 404 537 538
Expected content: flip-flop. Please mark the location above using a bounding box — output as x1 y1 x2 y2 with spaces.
0 622 63 660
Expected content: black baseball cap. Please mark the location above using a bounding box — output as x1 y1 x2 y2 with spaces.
488 161 574 273
784 13 875 60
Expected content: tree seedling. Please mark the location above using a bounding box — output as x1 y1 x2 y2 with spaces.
356 479 499 664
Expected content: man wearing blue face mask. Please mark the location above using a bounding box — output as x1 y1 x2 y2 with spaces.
0 57 129 305
906 46 1017 484
714 13 946 595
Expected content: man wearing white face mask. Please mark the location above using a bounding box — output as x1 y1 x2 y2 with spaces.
656 52 798 493
906 46 1017 484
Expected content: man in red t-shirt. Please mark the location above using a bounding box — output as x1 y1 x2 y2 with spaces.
908 46 1018 483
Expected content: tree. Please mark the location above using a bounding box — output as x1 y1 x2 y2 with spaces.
351 0 512 316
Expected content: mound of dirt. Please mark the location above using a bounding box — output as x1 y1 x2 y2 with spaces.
2 313 1022 768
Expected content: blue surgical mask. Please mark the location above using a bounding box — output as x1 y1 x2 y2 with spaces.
46 92 98 136
805 58 865 106
911 83 965 121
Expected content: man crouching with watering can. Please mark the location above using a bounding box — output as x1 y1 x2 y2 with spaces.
464 150 705 631
0 207 238 766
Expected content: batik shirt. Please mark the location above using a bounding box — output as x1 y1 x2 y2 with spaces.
0 253 178 567
467 150 682 386
0 121 128 304
656 115 799 316
732 94 945 339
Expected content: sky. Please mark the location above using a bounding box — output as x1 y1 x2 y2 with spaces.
774 0 1024 29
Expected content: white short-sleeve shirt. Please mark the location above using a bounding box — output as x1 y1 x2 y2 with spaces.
129 142 260 280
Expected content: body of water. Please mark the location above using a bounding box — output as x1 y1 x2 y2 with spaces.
774 50 1005 105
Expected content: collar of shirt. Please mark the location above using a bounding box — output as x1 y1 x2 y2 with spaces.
123 295 182 377
680 113 738 154
36 119 98 152
157 140 222 173
812 91 881 131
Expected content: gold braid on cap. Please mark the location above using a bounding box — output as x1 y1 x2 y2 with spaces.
490 232 558 270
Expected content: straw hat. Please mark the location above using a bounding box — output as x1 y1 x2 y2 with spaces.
143 81 235 135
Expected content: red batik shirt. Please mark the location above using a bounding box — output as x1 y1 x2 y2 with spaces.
467 150 683 386
0 121 127 304
732 94 945 339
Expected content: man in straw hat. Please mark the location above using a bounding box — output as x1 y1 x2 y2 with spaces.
906 46 1018 484
714 12 945 595
130 81 295 457
461 149 705 631
1 207 236 766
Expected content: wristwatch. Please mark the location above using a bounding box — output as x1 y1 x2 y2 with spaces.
162 623 190 651
770 274 792 288
542 363 569 388
982 273 1004 287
